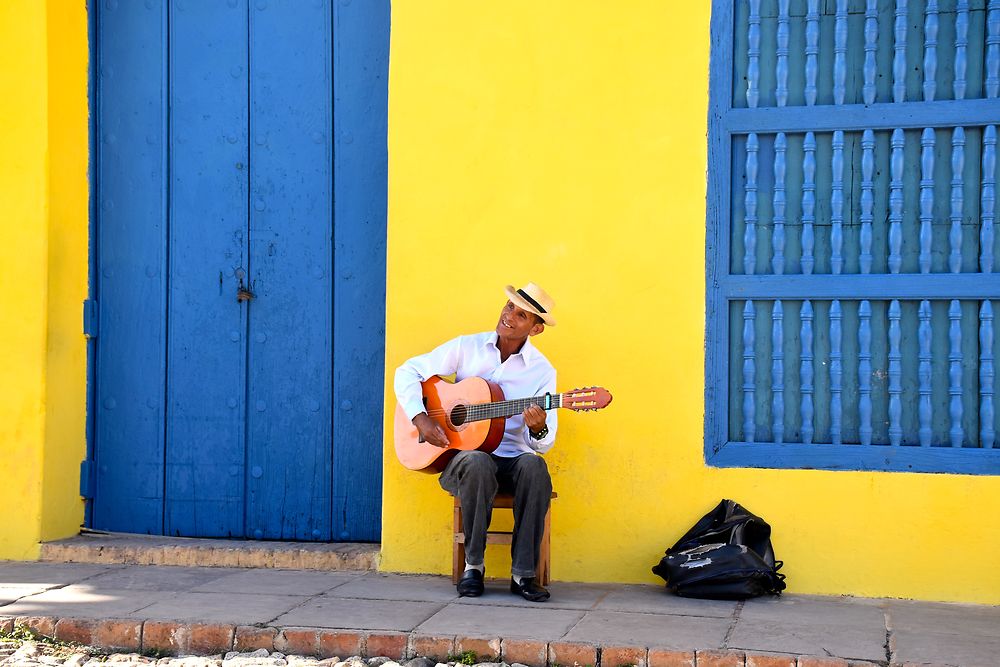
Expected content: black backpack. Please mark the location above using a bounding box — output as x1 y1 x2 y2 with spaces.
652 499 786 600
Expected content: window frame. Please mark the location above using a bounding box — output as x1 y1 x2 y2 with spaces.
703 1 1000 476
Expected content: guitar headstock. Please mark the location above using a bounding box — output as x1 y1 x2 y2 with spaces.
562 387 613 412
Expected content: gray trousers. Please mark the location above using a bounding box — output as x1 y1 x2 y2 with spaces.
439 450 552 578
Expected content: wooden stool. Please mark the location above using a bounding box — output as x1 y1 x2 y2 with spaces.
452 491 557 585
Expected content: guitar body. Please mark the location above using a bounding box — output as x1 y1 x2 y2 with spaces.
394 376 507 474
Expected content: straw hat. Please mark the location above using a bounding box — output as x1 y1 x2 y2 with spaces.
504 282 556 326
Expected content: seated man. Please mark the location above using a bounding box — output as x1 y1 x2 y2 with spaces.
394 282 558 602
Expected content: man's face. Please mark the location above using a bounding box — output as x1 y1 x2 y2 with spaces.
496 300 543 341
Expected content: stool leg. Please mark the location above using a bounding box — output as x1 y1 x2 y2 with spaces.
538 505 551 585
453 503 464 585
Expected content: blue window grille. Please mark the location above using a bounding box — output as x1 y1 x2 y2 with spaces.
705 0 1000 474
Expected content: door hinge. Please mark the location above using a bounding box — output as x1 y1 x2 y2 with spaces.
83 299 98 338
80 459 95 499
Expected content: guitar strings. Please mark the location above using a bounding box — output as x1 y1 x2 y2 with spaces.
420 404 556 418
414 390 603 420
422 397 563 411
420 401 557 415
419 400 573 420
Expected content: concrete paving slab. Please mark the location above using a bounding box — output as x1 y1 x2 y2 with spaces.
594 584 738 618
273 597 444 631
0 562 117 586
887 598 1000 638
727 618 887 662
892 629 1000 667
131 591 307 625
562 610 731 650
326 573 459 603
192 568 359 596
452 580 613 611
4 559 997 666
0 584 59 604
739 594 887 627
416 603 584 640
80 565 234 592
0 585 174 618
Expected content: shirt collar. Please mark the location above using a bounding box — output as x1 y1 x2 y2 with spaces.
485 331 537 363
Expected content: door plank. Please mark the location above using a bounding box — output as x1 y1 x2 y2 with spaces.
94 0 168 534
165 0 250 537
332 0 389 542
247 0 333 541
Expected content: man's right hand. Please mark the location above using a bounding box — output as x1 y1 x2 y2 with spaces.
413 413 450 448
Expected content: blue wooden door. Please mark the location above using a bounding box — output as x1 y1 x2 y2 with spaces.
88 0 387 541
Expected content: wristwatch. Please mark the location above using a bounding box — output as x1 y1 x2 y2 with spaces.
529 425 549 440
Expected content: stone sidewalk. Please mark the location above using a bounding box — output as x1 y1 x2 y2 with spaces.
1 561 997 667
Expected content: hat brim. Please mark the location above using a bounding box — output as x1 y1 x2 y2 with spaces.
504 285 556 326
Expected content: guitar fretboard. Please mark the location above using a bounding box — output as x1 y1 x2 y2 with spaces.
464 393 563 423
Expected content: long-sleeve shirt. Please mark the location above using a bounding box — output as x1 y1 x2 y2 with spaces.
394 331 558 456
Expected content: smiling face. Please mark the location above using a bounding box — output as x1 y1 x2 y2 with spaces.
496 300 545 344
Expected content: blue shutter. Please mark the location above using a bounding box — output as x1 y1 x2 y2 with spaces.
706 0 1000 474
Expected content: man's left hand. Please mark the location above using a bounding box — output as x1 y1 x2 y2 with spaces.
523 404 547 434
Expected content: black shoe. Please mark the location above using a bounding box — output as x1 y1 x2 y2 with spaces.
510 576 550 602
457 568 485 597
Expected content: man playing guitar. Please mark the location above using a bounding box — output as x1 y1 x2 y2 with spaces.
394 282 558 602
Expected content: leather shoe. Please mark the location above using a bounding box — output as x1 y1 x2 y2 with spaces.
510 576 550 602
457 568 484 597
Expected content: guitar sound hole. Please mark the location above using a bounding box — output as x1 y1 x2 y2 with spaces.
450 404 468 427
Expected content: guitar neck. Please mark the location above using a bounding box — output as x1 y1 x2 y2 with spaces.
465 393 564 423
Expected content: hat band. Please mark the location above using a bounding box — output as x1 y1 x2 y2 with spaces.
517 289 547 314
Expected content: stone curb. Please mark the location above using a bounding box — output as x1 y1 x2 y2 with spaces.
40 539 379 572
2 615 893 667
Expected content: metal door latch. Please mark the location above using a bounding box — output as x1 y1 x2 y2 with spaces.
237 279 256 302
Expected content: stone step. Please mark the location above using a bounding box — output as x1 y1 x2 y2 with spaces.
40 532 379 571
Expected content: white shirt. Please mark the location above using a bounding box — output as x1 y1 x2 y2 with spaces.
394 331 558 456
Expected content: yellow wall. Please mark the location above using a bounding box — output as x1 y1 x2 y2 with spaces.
0 0 89 559
0 0 49 561
41 0 90 544
382 1 1000 604
2 0 997 606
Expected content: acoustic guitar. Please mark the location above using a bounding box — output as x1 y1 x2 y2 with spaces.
394 375 613 473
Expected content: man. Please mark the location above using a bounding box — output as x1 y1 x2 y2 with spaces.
394 282 558 602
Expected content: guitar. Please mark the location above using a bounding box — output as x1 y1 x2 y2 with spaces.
394 375 613 473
